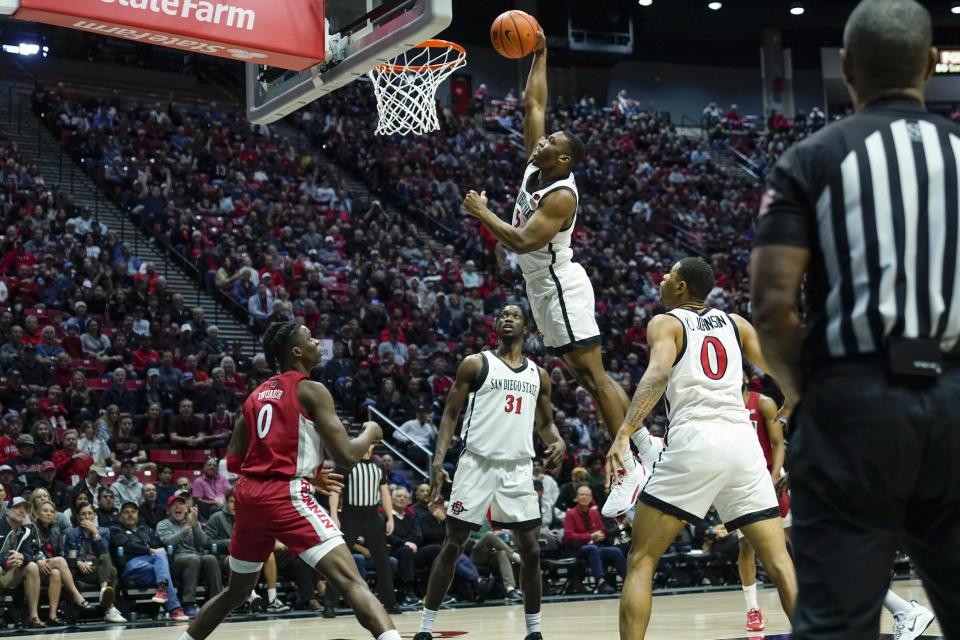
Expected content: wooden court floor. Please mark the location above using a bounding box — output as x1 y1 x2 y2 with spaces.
9 579 942 640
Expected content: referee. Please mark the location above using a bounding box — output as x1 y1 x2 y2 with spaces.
327 445 400 615
751 1 959 638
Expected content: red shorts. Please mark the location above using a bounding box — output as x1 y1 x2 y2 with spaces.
778 490 791 519
229 476 343 570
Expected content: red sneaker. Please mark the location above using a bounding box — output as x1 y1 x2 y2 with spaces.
151 587 168 604
169 607 190 621
746 608 765 631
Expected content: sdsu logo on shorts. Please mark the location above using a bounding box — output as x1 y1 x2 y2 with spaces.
450 501 468 516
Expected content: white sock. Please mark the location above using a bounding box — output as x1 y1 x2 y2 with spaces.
419 608 438 633
179 634 196 640
267 588 277 602
525 612 542 634
883 589 911 615
630 427 652 455
377 631 402 640
742 583 758 611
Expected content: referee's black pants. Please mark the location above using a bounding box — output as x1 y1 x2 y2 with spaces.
328 505 396 607
790 359 960 640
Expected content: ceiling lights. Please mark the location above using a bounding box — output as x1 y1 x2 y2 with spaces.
638 0 653 6
790 3 805 15
707 1 722 10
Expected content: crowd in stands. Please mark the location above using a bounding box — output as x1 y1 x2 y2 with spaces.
0 77 798 627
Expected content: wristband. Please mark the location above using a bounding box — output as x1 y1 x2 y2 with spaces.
226 454 243 474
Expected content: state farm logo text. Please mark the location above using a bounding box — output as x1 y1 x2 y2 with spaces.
99 0 256 31
73 21 267 59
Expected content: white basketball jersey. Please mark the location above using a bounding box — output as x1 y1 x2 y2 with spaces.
513 162 579 275
663 307 750 428
461 351 541 460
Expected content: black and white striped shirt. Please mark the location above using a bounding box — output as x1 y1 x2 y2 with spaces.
756 98 960 360
339 459 386 508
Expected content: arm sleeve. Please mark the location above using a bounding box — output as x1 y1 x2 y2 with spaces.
754 145 816 248
563 510 590 545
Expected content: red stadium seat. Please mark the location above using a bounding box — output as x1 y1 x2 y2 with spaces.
183 449 218 463
87 378 110 391
124 380 144 390
134 470 154 483
149 449 184 464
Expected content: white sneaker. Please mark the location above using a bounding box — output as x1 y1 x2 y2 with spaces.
601 451 650 518
104 606 127 623
893 600 935 640
637 435 665 469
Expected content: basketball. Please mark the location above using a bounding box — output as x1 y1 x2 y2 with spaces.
490 10 541 59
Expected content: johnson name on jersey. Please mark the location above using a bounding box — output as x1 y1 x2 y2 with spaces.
663 308 750 428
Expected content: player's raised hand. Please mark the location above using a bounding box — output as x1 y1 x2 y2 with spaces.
311 468 345 496
605 432 630 488
544 439 566 470
462 190 488 218
361 420 383 443
533 29 546 53
428 463 451 503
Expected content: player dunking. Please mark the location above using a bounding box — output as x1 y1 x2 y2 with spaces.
414 305 565 640
179 322 402 640
461 29 662 501
604 258 796 640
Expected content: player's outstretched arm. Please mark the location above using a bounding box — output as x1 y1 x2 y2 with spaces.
523 29 548 157
535 367 565 469
605 314 680 479
730 313 799 408
463 187 574 255
759 395 785 484
429 354 482 502
299 380 383 467
226 413 248 457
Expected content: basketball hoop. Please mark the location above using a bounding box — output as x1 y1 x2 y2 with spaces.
367 39 466 136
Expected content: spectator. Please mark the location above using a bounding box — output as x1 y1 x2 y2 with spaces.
77 421 112 467
110 500 190 621
65 372 96 420
53 429 94 485
169 399 206 448
103 369 137 415
190 456 230 517
156 493 223 617
20 344 50 394
95 488 121 529
394 405 437 455
0 467 20 505
29 499 106 623
0 414 21 463
138 368 175 414
379 453 410 491
63 503 122 615
386 486 433 606
0 497 46 628
70 467 106 506
562 486 626 594
154 465 177 507
0 372 29 414
31 461 69 512
94 404 122 442
138 484 166 530
112 414 151 470
110 458 143 507
8 434 44 487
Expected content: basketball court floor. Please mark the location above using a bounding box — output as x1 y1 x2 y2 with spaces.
5 579 940 640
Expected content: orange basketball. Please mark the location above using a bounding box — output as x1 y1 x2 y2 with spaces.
490 10 541 59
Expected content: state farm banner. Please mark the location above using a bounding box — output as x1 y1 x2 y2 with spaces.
10 0 325 71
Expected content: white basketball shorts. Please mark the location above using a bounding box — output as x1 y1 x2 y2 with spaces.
447 450 541 530
524 260 601 355
639 420 780 530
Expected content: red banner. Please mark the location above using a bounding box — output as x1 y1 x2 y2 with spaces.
12 0 325 71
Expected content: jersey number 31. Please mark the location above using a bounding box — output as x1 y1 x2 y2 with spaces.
504 394 523 414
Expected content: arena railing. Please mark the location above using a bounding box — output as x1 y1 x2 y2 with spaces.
366 405 430 482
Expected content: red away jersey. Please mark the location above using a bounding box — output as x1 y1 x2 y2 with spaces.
240 371 322 480
745 391 773 472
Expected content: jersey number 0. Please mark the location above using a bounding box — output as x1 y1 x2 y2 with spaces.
700 337 728 380
256 404 274 438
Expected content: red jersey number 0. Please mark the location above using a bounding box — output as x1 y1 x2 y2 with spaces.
256 404 274 439
700 337 728 380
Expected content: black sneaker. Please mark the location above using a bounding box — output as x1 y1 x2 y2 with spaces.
594 582 616 595
401 594 421 608
505 587 523 602
385 603 402 615
524 633 543 640
413 633 433 640
322 604 336 619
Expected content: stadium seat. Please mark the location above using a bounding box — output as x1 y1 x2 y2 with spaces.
149 449 184 464
183 449 218 463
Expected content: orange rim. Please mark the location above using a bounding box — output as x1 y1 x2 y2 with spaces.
373 39 466 73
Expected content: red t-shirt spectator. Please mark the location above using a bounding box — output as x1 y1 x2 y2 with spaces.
563 504 605 546
132 347 160 372
52 448 93 484
1 249 35 275
0 436 18 463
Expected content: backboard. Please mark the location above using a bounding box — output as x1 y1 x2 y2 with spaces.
245 0 452 125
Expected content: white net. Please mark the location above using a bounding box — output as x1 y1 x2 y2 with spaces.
367 40 466 136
